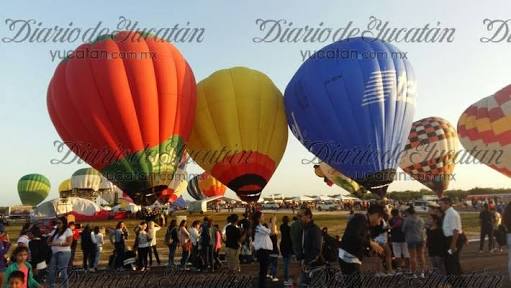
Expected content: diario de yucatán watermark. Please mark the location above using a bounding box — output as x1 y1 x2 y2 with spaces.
252 16 455 61
1 16 206 61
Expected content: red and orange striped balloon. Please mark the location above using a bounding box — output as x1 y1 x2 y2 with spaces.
458 85 511 177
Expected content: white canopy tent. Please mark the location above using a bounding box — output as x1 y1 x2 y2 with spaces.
314 195 335 201
291 195 315 202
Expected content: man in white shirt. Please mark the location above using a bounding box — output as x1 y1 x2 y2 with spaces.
439 197 464 275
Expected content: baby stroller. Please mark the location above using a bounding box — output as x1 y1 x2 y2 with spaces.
108 249 137 271
239 241 254 264
123 250 137 271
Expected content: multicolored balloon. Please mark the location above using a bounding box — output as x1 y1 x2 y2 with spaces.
187 67 288 202
285 37 416 197
399 117 458 197
458 85 511 177
47 31 196 205
313 163 361 194
158 153 188 203
17 174 50 206
71 168 102 191
187 173 226 200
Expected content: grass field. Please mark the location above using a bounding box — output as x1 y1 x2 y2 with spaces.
1 210 482 266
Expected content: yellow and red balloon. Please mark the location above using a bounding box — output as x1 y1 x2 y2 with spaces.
187 67 288 202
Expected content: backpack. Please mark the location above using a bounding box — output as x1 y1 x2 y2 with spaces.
322 234 338 263
165 227 176 245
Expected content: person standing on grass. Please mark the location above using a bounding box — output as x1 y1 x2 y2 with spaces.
289 216 303 258
279 216 293 286
426 213 446 275
299 208 322 286
439 197 464 276
2 246 41 288
136 222 151 271
338 204 385 288
389 208 409 271
28 226 50 282
80 225 95 271
225 214 242 273
402 206 425 277
67 222 80 270
253 211 274 288
91 226 104 271
179 220 191 270
212 224 222 271
0 227 11 286
165 220 179 270
199 217 211 272
147 221 161 266
502 202 511 280
47 217 73 288
479 203 495 253
268 220 279 283
112 221 127 271
188 220 201 271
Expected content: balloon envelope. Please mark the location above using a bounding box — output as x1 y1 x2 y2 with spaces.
47 31 196 205
71 168 102 191
285 37 416 197
458 85 511 177
187 173 226 200
400 117 458 196
187 67 288 202
17 174 50 206
313 163 361 194
58 179 72 193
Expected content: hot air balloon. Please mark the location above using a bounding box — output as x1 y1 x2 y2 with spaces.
187 173 226 200
158 153 189 203
71 168 102 191
399 117 458 197
285 37 416 197
313 163 361 194
59 179 72 193
47 31 196 205
187 67 288 202
458 85 511 177
17 174 50 206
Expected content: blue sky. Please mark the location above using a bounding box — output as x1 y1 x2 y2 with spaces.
2 0 511 205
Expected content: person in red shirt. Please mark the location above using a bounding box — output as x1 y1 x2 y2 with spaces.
68 222 81 269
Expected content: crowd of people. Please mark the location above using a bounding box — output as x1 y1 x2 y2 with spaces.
0 197 510 287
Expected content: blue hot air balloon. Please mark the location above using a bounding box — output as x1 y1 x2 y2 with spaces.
285 37 416 197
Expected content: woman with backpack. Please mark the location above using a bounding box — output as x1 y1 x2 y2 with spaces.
165 220 179 270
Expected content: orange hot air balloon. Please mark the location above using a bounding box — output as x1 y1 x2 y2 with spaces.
458 85 511 177
187 173 226 200
400 117 458 197
47 31 196 205
198 173 226 198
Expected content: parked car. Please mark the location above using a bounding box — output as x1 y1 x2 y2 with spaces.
318 201 338 211
262 202 280 210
